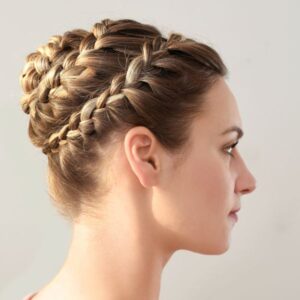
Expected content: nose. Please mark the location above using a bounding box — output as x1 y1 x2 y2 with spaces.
239 172 256 195
235 160 257 195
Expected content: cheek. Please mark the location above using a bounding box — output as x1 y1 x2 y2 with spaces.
187 155 231 220
184 156 235 253
188 147 229 193
154 151 234 253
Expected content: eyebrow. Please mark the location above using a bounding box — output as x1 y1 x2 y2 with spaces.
221 126 244 139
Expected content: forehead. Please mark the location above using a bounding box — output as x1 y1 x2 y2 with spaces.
200 78 242 129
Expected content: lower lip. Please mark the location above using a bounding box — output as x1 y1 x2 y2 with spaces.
229 212 238 222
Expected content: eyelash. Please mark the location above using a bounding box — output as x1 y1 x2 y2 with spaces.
224 141 239 157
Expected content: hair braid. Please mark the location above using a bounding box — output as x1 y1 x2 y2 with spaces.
19 18 228 221
41 28 220 155
42 32 169 155
19 27 98 150
42 72 126 154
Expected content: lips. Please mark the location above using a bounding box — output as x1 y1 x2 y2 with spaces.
229 211 239 222
229 206 240 223
230 207 241 214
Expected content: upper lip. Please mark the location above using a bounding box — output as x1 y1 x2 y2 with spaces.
230 207 241 214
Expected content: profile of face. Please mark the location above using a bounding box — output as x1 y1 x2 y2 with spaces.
121 77 257 257
103 76 258 263
142 77 256 255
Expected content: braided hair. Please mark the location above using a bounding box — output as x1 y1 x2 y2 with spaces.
19 18 228 222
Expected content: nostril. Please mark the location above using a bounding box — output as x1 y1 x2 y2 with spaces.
241 188 250 195
242 183 256 194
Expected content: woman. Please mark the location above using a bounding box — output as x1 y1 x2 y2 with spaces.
20 17 256 300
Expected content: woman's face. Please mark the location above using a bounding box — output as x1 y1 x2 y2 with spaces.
153 77 256 255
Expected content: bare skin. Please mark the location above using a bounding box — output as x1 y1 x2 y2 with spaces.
32 77 256 300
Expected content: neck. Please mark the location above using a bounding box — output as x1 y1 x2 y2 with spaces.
38 191 176 300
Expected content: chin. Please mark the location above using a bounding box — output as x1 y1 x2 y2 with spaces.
169 227 232 255
183 239 231 255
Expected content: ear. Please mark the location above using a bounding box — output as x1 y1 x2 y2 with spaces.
123 126 161 188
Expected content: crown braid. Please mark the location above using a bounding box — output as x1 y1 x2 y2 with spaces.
19 18 228 221
20 18 174 155
43 33 171 154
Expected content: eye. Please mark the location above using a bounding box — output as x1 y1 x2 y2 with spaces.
224 141 239 157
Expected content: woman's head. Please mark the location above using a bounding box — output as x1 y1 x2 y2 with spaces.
19 18 255 253
142 77 256 254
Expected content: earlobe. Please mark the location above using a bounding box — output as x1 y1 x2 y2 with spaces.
124 126 160 188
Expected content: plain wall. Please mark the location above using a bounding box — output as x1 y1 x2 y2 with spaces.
0 0 298 299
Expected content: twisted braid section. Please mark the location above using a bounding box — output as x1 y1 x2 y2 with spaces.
20 19 123 118
42 72 127 154
42 33 169 155
20 18 200 155
21 20 157 106
19 19 123 153
20 30 88 113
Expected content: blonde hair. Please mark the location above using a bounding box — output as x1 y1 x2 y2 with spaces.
19 18 228 222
